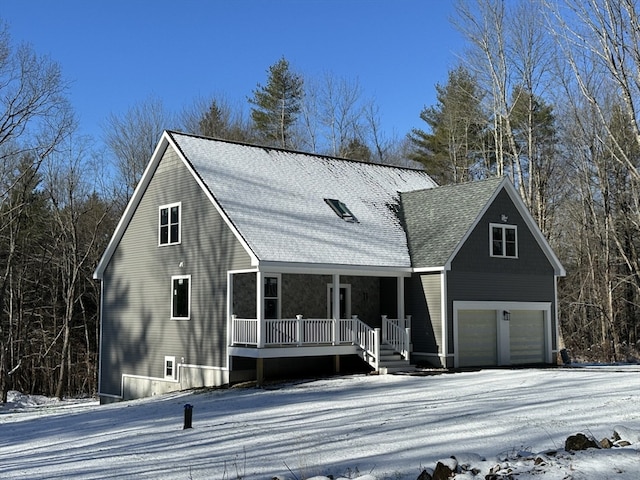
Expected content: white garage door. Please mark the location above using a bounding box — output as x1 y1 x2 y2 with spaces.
456 306 548 367
509 310 545 364
457 310 497 367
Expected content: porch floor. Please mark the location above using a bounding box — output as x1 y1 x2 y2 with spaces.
228 344 360 359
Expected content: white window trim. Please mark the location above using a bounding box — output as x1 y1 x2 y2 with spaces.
263 274 281 320
489 223 518 258
326 283 352 319
159 202 182 246
171 274 191 320
164 356 176 380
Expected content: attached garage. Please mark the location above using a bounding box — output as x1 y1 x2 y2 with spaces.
454 302 552 368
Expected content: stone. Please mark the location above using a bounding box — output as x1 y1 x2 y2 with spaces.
432 458 457 480
416 469 433 480
600 437 613 449
565 433 599 451
614 425 640 444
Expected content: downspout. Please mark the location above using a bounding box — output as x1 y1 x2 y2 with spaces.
441 270 448 368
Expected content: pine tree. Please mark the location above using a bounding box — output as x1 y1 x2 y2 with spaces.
249 57 304 149
409 66 487 184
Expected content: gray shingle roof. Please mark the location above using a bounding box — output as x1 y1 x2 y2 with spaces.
400 177 505 268
170 132 438 269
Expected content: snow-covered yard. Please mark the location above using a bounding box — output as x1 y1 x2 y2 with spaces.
1 367 639 479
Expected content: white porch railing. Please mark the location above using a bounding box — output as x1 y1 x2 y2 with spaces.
382 315 411 359
232 314 414 371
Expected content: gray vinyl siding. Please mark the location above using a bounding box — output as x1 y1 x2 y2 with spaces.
451 190 554 275
407 272 442 355
446 189 557 354
99 146 252 396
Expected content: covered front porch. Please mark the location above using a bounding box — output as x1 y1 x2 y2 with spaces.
227 269 412 381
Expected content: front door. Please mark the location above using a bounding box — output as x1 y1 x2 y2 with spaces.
328 285 351 319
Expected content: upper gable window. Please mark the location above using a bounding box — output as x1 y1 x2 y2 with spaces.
325 198 358 223
490 223 518 258
159 203 181 245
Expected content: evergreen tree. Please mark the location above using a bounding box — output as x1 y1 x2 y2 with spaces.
249 57 304 149
340 137 372 162
194 98 252 143
408 66 487 184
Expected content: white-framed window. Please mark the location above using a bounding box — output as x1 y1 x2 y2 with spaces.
171 275 191 319
264 275 280 319
490 223 518 258
164 356 176 380
159 202 181 246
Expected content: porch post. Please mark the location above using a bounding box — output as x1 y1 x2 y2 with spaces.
332 274 340 319
256 271 264 348
227 272 234 347
397 276 405 325
256 358 264 386
332 274 340 345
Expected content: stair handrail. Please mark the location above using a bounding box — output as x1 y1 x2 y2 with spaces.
350 315 379 371
382 315 411 360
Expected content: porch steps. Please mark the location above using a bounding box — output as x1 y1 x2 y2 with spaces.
376 342 414 374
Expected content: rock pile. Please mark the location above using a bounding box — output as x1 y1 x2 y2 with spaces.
414 425 638 480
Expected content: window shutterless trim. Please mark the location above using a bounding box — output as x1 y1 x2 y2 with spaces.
489 223 518 258
164 356 176 380
159 202 182 246
171 274 191 320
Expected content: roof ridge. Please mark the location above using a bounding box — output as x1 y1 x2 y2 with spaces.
166 130 427 173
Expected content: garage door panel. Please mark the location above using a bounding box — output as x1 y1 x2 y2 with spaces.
458 310 497 367
456 306 547 367
509 310 545 364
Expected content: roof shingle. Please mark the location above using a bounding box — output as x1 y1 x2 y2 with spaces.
400 177 504 268
170 132 438 268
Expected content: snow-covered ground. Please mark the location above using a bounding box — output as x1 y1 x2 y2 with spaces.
1 367 639 479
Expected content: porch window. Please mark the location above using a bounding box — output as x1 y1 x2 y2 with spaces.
264 275 279 319
171 275 191 319
159 202 181 245
490 224 518 258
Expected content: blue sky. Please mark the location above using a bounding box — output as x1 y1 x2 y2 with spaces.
0 0 464 146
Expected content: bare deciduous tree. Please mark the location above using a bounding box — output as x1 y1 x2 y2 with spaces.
103 95 173 204
0 21 74 403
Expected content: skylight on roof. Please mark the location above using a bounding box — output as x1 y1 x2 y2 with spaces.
325 198 358 223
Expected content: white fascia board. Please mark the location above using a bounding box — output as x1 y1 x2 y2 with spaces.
256 260 412 277
412 266 446 273
444 177 566 277
501 180 566 277
93 132 173 280
166 133 260 267
442 179 502 272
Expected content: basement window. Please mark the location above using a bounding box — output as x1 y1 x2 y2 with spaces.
325 198 358 223
164 356 176 380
